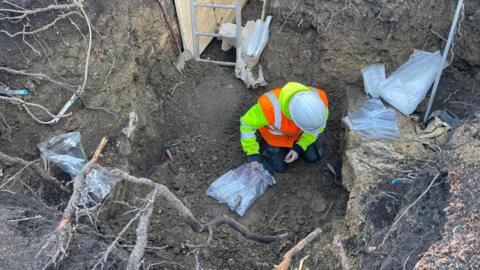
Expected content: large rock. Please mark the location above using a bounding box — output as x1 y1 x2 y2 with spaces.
340 89 432 269
342 89 430 235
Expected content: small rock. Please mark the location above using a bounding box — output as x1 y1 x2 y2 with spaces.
227 258 235 266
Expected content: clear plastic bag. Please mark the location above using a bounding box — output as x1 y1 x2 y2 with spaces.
362 64 386 98
346 99 401 141
38 132 115 206
379 50 443 115
207 163 275 216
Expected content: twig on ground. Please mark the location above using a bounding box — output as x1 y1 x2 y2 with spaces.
278 0 301 33
379 173 441 248
104 58 115 84
320 201 335 220
170 81 185 95
298 255 309 270
442 89 460 103
333 234 350 270
7 215 43 223
275 228 322 270
431 29 447 41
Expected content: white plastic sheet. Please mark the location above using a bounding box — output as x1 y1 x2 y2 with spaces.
362 64 386 98
242 16 272 68
345 99 401 141
379 50 444 115
218 16 272 88
38 132 115 206
207 163 275 216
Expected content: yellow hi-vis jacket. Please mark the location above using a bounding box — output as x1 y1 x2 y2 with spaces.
240 82 329 158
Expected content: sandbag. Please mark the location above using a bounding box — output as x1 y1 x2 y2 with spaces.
379 50 443 115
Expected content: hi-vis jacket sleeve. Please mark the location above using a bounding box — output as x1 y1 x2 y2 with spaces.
295 108 329 152
240 103 269 156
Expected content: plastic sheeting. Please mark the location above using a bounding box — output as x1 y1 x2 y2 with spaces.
38 132 115 206
345 99 401 141
361 50 444 115
379 50 444 115
242 16 272 68
207 163 275 216
362 64 386 98
218 16 272 89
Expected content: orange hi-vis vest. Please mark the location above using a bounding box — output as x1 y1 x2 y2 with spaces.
258 87 329 148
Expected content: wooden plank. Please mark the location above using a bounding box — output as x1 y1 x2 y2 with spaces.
174 0 247 55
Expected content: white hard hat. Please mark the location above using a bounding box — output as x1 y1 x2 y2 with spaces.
289 91 327 133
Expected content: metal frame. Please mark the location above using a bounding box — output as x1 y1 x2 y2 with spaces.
423 0 464 123
191 0 241 66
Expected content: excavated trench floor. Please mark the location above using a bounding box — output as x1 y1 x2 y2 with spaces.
102 30 349 270
93 4 351 270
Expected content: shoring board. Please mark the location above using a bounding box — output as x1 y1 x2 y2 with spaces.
174 0 247 54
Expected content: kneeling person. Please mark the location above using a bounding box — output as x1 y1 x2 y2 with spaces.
240 82 329 173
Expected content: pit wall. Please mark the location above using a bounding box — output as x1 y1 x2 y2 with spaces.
267 2 480 267
340 88 432 269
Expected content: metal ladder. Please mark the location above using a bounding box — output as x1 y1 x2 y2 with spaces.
190 0 241 66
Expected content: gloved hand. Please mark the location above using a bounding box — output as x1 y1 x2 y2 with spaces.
249 161 262 170
284 149 299 164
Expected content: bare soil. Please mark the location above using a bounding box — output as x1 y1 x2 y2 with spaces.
0 0 479 269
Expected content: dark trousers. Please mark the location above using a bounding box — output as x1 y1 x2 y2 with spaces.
260 140 323 174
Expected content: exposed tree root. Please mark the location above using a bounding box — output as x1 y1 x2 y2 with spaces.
14 135 287 269
97 166 288 243
0 0 93 125
125 187 158 270
0 150 67 191
276 228 322 270
333 234 350 270
38 137 108 269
